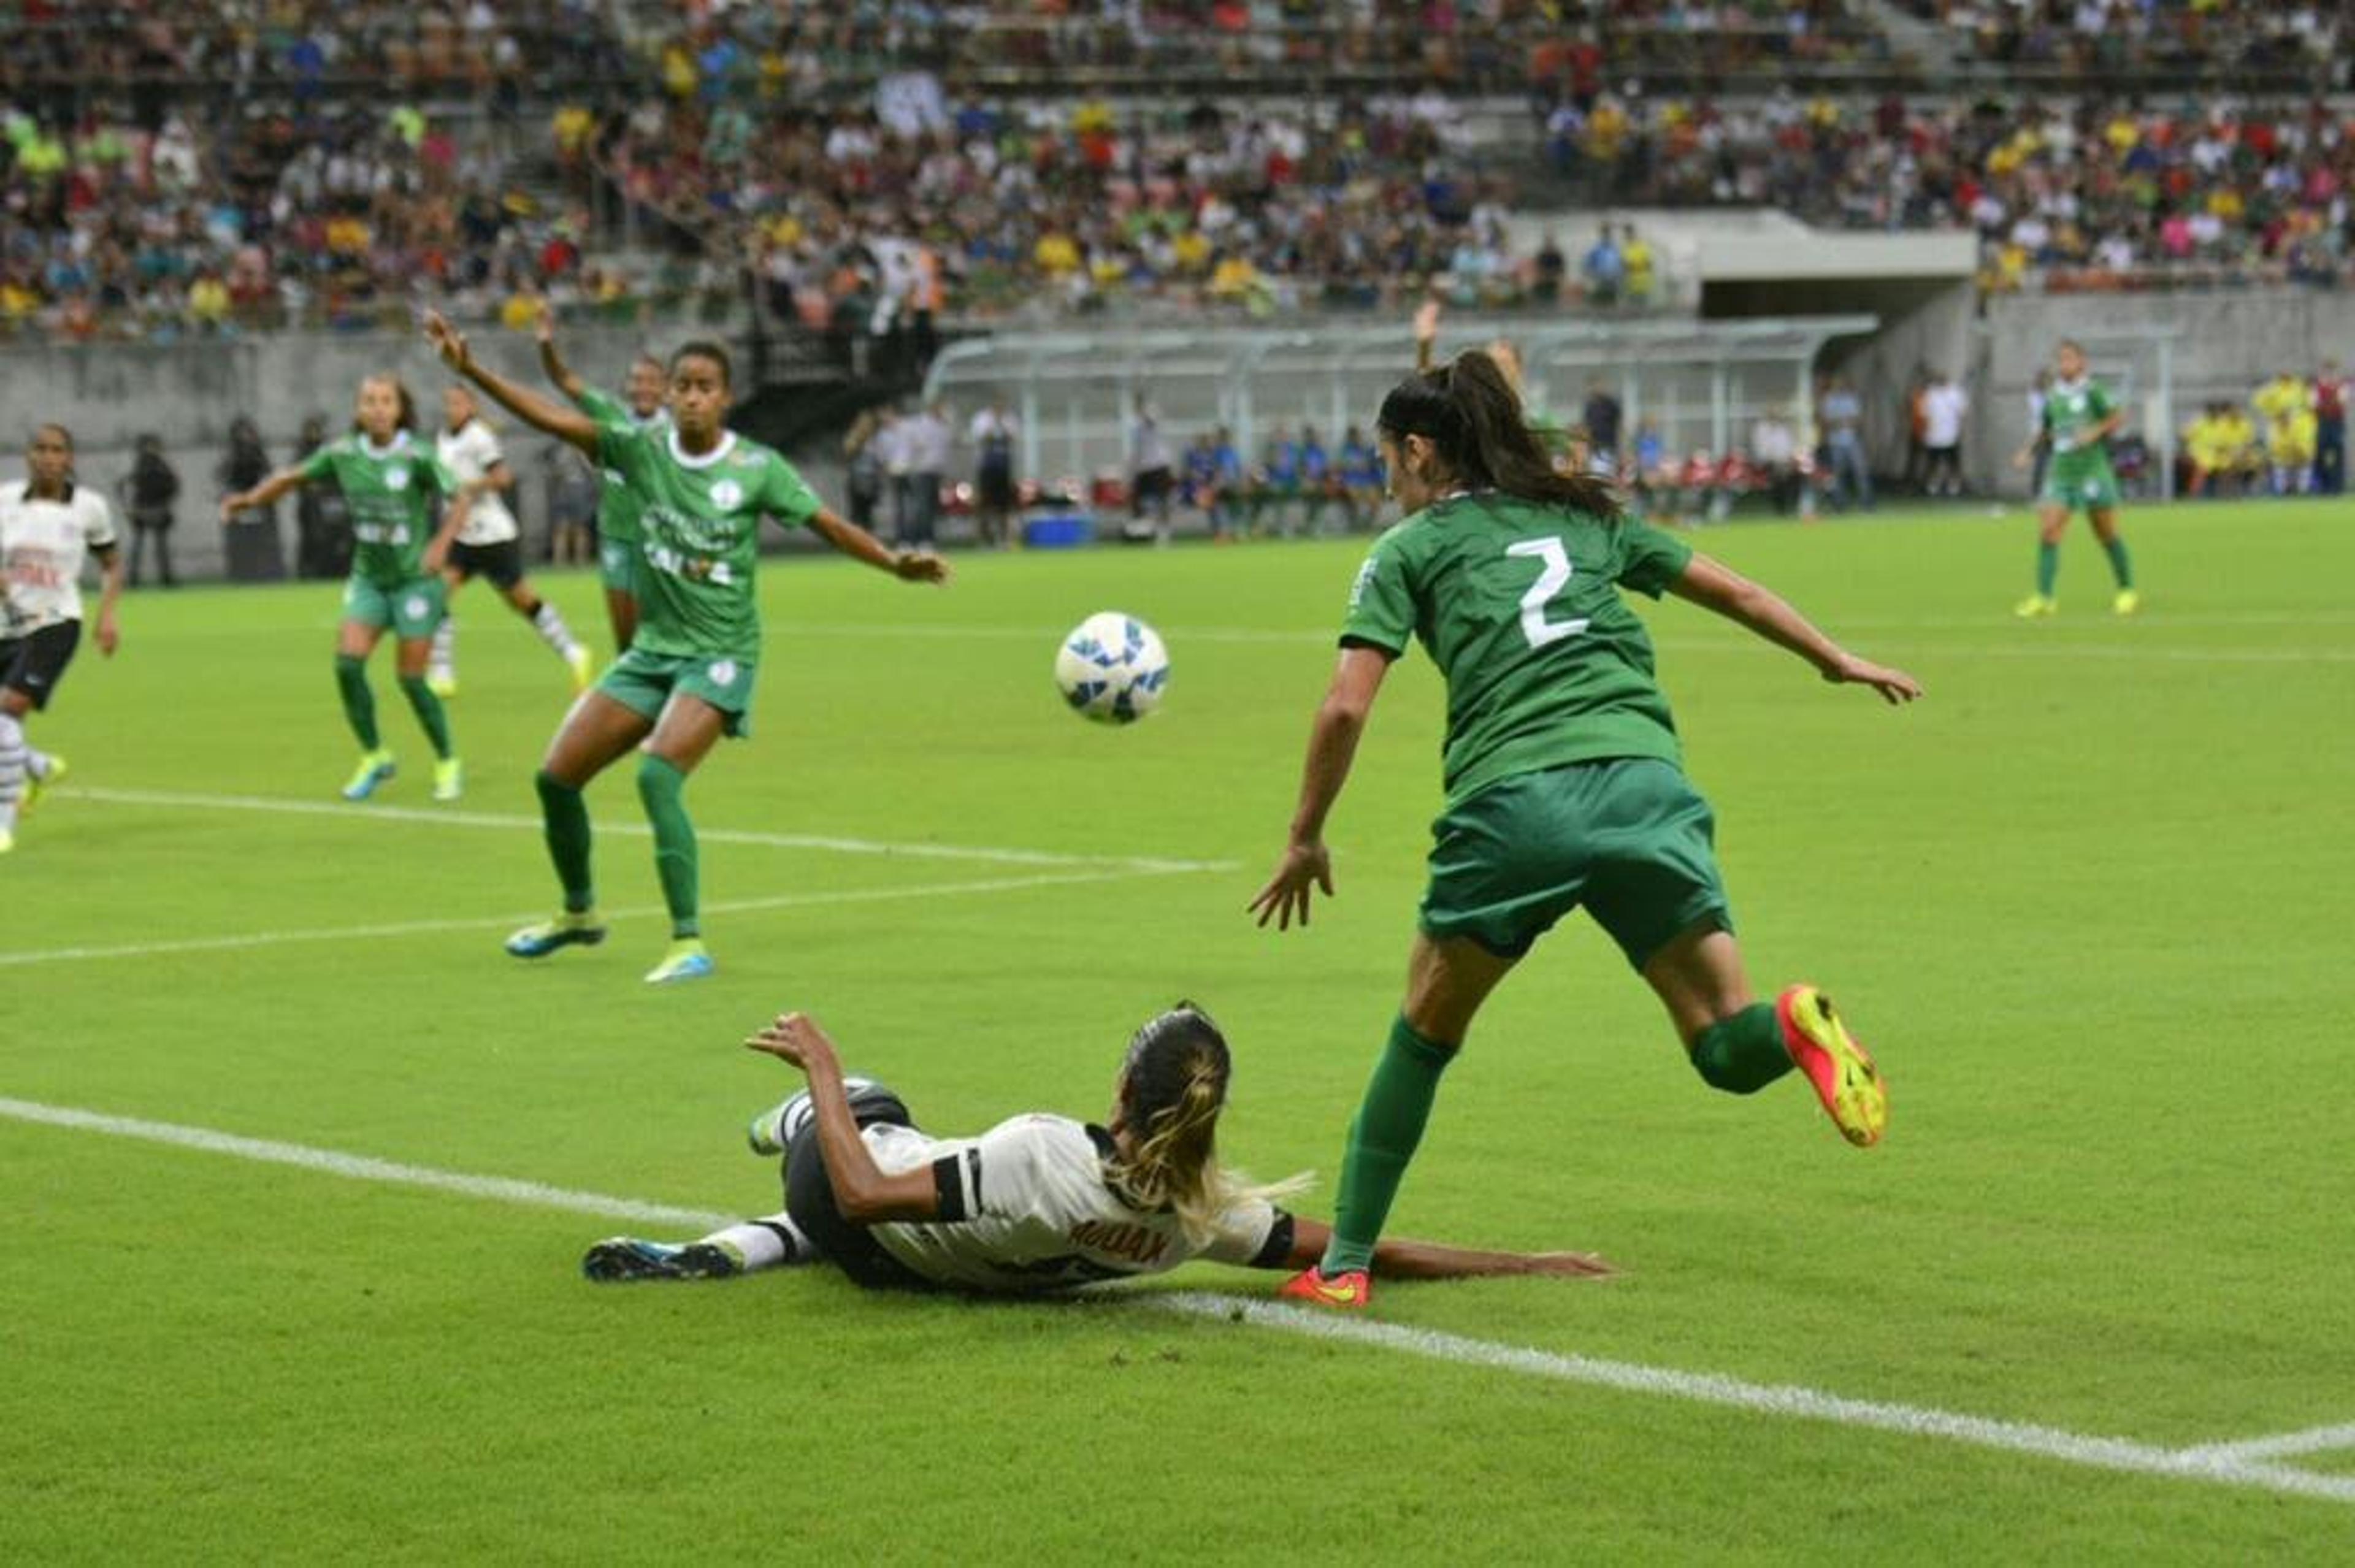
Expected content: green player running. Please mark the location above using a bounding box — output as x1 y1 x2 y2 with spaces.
2012 338 2139 618
223 374 472 801
424 310 950 985
533 305 669 654
1249 348 1921 1311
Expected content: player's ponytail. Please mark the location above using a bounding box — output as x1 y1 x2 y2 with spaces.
1377 350 1619 518
1109 1003 1305 1249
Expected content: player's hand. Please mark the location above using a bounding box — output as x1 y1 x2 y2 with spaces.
1525 1251 1617 1278
892 549 950 584
1823 651 1922 705
746 1012 840 1075
421 538 450 575
1413 297 1441 346
95 609 119 656
423 310 472 373
1248 839 1334 930
534 300 555 346
218 493 242 522
2010 448 2031 471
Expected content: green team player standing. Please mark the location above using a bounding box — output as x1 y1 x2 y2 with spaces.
223 373 472 801
424 310 949 985
1250 348 1921 1311
2012 338 2139 618
534 306 670 654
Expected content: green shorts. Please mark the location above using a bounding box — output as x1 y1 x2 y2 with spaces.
1419 757 1733 969
2040 461 2121 511
597 646 756 737
342 574 447 640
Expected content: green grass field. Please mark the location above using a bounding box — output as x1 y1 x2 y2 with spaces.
7 501 2354 1563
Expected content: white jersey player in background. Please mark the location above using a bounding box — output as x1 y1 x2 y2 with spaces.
424 384 591 698
585 1004 1613 1293
0 424 122 854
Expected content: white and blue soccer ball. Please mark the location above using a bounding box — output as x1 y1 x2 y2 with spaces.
1054 611 1169 725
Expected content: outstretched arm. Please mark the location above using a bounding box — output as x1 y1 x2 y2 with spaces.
220 465 307 522
424 310 600 457
744 1013 939 1223
1667 554 1923 703
1249 643 1393 930
90 541 123 655
805 505 951 584
1273 1216 1614 1280
534 305 587 402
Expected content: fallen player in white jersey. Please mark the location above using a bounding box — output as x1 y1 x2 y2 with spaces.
584 1004 1612 1297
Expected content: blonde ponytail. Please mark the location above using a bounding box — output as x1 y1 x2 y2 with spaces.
1108 1004 1309 1249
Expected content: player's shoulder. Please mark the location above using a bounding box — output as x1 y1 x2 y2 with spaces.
0 478 26 506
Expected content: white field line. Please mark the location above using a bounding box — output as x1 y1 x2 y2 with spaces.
0 867 1167 968
2178 1422 2355 1465
4 1095 2349 1509
63 786 1234 874
1150 1295 2355 1507
0 1097 735 1231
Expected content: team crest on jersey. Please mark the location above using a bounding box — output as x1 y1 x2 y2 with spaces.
708 478 743 511
708 658 738 686
383 464 410 491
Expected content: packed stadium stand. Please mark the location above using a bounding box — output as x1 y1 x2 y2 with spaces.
2 2 2351 574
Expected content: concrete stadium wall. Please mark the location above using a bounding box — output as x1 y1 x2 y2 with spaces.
1972 291 2355 495
0 325 711 583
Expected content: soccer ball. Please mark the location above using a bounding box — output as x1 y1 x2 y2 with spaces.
1054 611 1169 724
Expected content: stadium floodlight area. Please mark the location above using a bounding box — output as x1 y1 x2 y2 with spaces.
922 317 1879 486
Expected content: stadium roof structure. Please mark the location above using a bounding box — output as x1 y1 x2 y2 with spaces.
924 316 1881 478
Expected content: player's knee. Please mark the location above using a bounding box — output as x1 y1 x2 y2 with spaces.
334 653 366 682
635 752 685 807
535 768 579 806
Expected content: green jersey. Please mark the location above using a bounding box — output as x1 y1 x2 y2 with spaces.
297 430 460 587
1340 493 1694 808
2041 375 2118 479
572 387 670 548
596 420 820 659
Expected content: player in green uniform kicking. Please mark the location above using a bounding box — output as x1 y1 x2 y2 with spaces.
534 306 668 654
425 310 950 984
1250 348 1921 1310
223 374 472 801
2011 339 2138 618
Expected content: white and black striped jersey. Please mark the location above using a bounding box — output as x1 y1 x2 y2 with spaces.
859 1114 1292 1293
0 480 115 633
435 418 519 546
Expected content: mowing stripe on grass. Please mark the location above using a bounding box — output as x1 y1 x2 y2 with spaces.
0 868 1173 968
6 1094 2349 1509
779 621 2355 667
1152 1295 2355 1506
63 787 1235 874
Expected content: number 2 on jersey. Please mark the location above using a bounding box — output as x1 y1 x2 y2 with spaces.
1506 537 1589 648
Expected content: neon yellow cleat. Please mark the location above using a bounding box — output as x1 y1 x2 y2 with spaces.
506 911 607 958
565 644 595 694
341 749 396 801
2013 593 2058 619
425 671 458 699
21 753 66 813
644 939 714 985
0 824 14 854
2112 588 2140 616
1776 985 1888 1148
432 757 464 801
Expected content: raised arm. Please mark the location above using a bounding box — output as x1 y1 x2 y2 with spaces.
1273 1216 1614 1280
220 465 308 522
424 310 600 457
744 1013 939 1223
534 305 587 403
1249 643 1393 930
805 505 951 583
1666 554 1923 704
